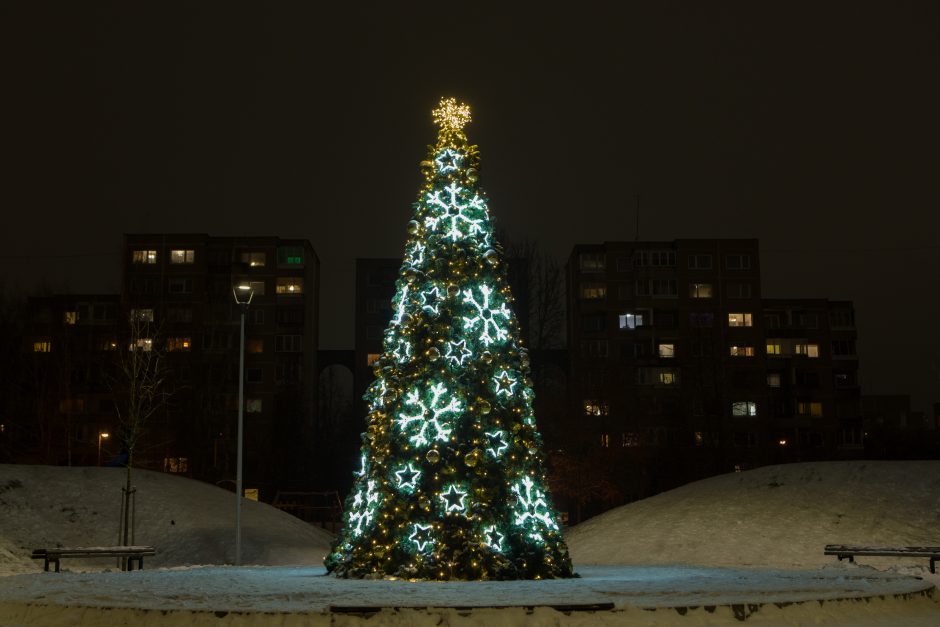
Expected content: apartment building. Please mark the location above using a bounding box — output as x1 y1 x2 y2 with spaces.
566 240 862 500
120 234 320 499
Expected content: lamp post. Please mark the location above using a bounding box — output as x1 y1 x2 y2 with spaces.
232 284 254 566
97 432 109 466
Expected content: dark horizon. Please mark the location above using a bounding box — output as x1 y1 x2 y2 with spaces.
2 2 938 414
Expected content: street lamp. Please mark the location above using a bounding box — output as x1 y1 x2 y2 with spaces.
232 284 254 566
97 432 110 466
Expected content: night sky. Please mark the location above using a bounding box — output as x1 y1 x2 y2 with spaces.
3 2 938 413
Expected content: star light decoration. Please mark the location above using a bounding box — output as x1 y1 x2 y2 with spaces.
445 339 473 367
406 242 425 267
493 370 517 397
410 523 435 552
397 382 462 447
484 430 508 458
462 284 512 346
439 484 468 513
511 476 559 542
435 148 463 173
420 285 443 316
432 97 471 131
394 463 422 491
483 525 504 552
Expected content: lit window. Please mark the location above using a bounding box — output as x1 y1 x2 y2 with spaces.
658 370 677 385
658 343 675 358
579 253 605 272
277 246 304 266
170 249 195 264
731 401 757 417
766 342 782 355
131 308 154 322
132 250 157 264
63 311 78 325
99 339 119 351
32 340 52 353
767 373 782 387
246 399 262 413
166 337 191 352
689 283 713 298
367 353 381 366
240 252 266 267
583 400 609 416
729 344 755 357
795 343 820 358
728 313 752 327
600 433 610 447
797 401 823 417
131 338 153 352
636 367 677 385
276 278 304 295
246 338 263 354
164 457 188 473
580 283 606 299
618 312 645 329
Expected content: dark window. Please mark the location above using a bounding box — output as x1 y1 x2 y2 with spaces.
581 313 606 333
168 278 193 294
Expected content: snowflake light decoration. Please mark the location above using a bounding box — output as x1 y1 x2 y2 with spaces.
511 476 559 542
397 382 462 447
462 284 511 346
425 183 486 244
390 284 410 326
347 479 380 538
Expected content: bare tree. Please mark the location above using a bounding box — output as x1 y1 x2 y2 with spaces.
108 314 168 547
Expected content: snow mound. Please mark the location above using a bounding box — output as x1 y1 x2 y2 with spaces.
0 464 334 575
566 461 940 569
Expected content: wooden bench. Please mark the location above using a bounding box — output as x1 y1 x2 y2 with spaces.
31 546 156 572
824 544 939 574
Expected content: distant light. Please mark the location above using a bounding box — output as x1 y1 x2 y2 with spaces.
778 439 787 446
237 285 251 291
100 432 110 439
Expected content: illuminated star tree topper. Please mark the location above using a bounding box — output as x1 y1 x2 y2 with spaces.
326 98 573 581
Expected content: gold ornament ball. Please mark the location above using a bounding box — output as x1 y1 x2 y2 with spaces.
407 220 420 235
477 400 492 415
427 346 441 360
482 351 493 364
426 449 441 463
446 284 460 298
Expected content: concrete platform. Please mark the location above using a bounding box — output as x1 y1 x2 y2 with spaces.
0 564 935 625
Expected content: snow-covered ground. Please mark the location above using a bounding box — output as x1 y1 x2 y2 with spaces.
1 461 938 626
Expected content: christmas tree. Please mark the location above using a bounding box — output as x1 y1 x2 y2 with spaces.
326 98 573 580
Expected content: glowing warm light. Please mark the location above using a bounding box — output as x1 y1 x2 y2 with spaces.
432 97 471 131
